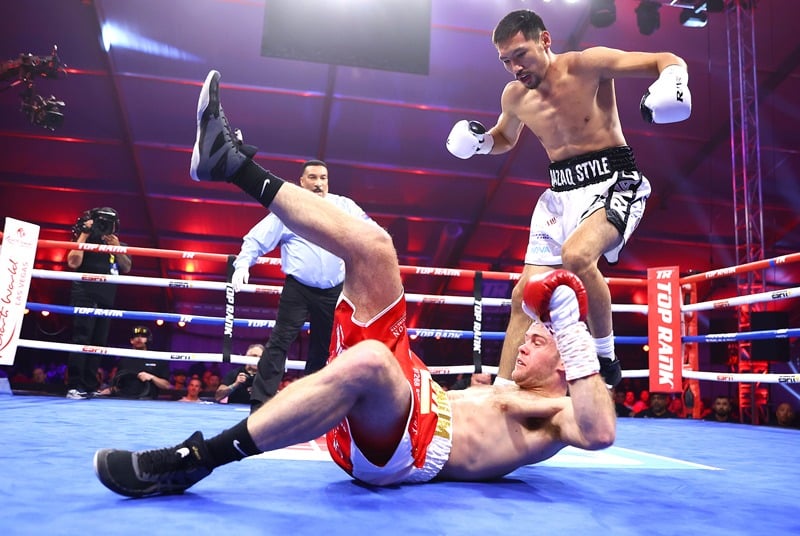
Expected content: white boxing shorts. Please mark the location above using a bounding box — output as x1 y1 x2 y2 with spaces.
525 146 651 266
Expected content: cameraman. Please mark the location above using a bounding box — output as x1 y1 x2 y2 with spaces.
65 207 132 399
215 344 263 404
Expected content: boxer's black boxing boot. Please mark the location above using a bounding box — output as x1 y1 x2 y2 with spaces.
190 70 284 207
94 431 213 498
599 355 622 389
190 70 257 182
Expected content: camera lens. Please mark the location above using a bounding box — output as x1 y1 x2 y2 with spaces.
93 220 109 236
91 211 117 236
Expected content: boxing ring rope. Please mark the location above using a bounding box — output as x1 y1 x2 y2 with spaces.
19 338 263 367
30 269 511 308
23 301 516 341
8 235 800 404
27 269 798 385
11 236 647 387
21 269 649 357
679 252 800 285
674 252 800 420
681 286 800 313
27 237 647 287
618 255 800 393
16 337 502 378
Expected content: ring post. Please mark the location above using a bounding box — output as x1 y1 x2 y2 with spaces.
472 271 482 374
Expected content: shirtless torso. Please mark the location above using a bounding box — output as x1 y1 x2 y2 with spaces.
440 385 570 480
500 51 626 161
491 31 672 162
435 307 616 482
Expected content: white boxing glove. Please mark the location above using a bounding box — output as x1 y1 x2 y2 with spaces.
231 267 250 292
640 65 691 124
446 120 494 159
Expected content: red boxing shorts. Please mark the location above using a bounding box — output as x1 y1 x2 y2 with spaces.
325 293 452 485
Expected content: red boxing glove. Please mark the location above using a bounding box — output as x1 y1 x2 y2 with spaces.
522 270 588 331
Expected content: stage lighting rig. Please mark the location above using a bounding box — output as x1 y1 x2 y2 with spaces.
589 0 617 28
636 1 661 36
0 45 67 130
671 1 727 28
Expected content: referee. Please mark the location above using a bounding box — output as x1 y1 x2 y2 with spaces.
230 160 375 413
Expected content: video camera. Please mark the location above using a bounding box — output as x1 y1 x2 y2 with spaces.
20 90 65 131
1 46 67 130
72 207 120 241
91 208 119 236
243 369 256 388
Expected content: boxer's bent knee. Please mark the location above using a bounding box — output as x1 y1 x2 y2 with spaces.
348 225 395 268
337 340 396 381
511 267 551 310
367 227 396 264
560 248 597 276
510 276 525 305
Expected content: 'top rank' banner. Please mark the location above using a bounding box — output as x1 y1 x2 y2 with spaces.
647 267 682 393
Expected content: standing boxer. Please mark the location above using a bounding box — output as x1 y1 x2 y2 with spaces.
446 9 692 388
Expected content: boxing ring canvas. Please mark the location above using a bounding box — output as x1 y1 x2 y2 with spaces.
1 395 798 535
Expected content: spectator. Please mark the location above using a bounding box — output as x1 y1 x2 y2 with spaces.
230 160 375 413
703 395 736 423
216 344 263 404
178 378 203 403
623 390 636 411
65 207 132 399
631 389 650 414
97 326 171 399
667 394 687 418
31 367 46 384
201 368 219 390
172 369 188 391
770 402 798 428
471 373 492 386
8 366 54 393
9 369 30 384
96 367 110 391
613 389 632 418
204 372 222 395
633 392 677 419
188 363 207 383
